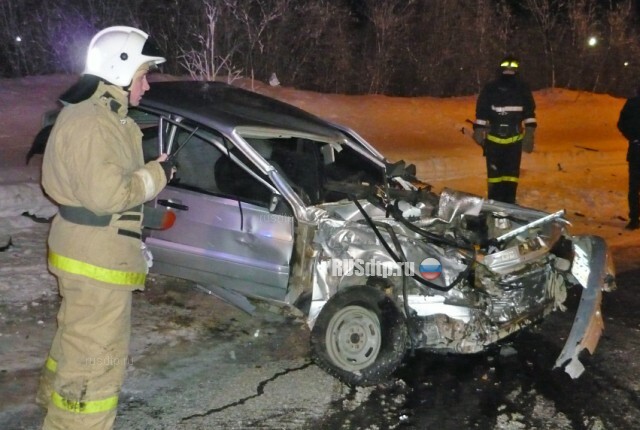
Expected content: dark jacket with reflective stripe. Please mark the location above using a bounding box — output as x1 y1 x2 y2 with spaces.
475 74 537 139
42 82 167 290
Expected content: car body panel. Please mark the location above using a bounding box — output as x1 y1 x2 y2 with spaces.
141 81 345 143
146 186 295 301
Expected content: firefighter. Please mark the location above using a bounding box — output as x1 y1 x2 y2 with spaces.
617 88 640 230
473 56 537 203
36 26 173 429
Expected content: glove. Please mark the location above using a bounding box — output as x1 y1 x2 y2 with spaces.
522 127 535 153
472 127 486 147
160 160 176 182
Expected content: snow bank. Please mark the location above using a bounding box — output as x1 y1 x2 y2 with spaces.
0 182 57 219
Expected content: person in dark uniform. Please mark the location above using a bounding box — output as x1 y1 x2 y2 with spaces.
473 56 537 203
617 89 640 230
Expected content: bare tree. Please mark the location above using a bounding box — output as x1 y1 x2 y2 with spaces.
596 0 635 93
362 0 415 94
406 0 510 96
457 0 515 93
4 0 640 97
256 1 352 92
222 0 290 82
561 0 599 90
178 1 242 83
523 0 568 88
471 0 508 89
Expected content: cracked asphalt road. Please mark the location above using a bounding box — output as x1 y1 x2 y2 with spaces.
118 291 331 429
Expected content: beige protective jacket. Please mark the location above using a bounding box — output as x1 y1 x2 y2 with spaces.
42 82 167 290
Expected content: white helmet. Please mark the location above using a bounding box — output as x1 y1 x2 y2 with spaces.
84 26 166 87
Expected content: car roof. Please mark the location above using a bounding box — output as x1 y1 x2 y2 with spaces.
141 80 344 141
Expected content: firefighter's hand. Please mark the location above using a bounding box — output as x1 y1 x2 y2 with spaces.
472 127 486 147
158 154 176 181
522 127 535 153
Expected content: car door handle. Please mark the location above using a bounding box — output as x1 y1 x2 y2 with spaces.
157 199 189 211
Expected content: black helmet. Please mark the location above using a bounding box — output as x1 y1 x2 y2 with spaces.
500 55 519 74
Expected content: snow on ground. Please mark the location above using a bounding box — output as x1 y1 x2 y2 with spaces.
0 74 637 308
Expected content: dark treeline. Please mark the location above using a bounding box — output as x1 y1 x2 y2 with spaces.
1 0 639 97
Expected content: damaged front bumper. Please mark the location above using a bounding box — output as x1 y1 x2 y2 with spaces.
554 235 615 378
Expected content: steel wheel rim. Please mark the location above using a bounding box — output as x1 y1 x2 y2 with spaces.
325 305 381 371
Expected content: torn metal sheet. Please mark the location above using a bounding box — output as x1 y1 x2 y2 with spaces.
304 190 614 364
554 236 608 378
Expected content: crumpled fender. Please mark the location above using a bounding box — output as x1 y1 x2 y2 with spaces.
554 235 614 378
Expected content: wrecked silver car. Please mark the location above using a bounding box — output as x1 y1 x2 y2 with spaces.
130 81 615 386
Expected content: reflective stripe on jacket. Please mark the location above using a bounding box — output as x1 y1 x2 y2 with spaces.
41 82 166 290
475 74 537 140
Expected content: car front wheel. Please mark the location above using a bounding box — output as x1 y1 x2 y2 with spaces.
310 286 407 386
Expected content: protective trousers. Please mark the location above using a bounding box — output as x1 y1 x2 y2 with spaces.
485 140 522 204
37 276 132 430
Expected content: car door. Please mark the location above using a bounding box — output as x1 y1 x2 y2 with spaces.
137 111 295 301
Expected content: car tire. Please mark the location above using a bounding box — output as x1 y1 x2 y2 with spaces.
310 286 407 386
